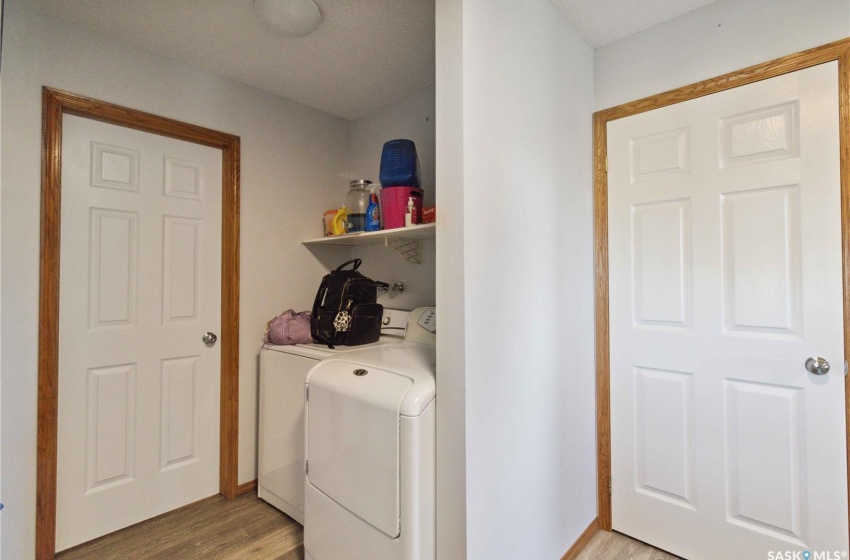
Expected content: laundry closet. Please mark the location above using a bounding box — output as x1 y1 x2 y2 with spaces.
257 84 438 525
252 6 439 560
257 88 438 559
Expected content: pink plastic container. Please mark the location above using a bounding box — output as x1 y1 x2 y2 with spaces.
380 186 423 229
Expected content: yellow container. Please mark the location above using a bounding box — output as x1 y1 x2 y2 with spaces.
332 206 348 236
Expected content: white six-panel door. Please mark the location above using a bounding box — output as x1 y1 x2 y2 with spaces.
608 62 847 558
57 114 222 550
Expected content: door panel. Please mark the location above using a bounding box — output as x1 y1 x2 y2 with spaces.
721 185 801 336
57 115 222 551
86 363 137 492
608 62 846 558
631 199 691 328
634 367 695 506
725 380 804 541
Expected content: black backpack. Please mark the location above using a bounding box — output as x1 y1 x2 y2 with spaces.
310 259 389 348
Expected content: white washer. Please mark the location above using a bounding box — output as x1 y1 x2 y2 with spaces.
258 309 410 523
304 307 436 560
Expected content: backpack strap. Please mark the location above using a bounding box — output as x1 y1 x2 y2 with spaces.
336 258 362 271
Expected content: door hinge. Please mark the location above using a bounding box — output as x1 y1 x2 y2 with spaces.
608 477 612 495
844 360 848 376
305 460 309 474
604 155 608 174
306 386 309 401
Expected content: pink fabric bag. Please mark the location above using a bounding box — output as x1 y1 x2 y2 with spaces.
264 309 314 345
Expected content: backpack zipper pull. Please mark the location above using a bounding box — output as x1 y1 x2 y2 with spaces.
334 300 354 333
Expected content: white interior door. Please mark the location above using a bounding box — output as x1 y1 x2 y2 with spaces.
608 62 846 559
57 114 222 550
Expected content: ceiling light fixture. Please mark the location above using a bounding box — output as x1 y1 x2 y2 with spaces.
253 0 322 37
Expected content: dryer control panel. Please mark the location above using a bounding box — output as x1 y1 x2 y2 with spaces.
406 307 436 345
417 308 436 333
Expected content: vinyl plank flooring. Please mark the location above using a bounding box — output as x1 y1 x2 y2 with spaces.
276 545 305 560
225 522 304 560
56 493 303 560
58 493 682 560
574 530 683 560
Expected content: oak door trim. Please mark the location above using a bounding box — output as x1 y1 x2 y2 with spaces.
37 87 241 559
594 37 850 531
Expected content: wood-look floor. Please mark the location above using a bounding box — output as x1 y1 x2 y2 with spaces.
56 492 304 560
56 491 681 560
575 529 683 560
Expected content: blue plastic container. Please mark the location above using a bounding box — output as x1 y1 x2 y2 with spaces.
379 139 422 188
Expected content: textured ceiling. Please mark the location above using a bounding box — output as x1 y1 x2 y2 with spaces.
552 0 717 48
28 0 436 121
28 1 716 120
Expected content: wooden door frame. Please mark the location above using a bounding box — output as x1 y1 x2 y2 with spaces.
37 88 242 559
595 38 850 532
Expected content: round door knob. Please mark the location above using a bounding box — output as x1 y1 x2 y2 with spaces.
202 332 218 345
805 356 830 375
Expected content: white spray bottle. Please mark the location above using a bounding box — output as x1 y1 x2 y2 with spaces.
405 196 418 227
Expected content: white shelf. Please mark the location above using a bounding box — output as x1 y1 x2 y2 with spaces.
302 223 435 263
302 223 435 247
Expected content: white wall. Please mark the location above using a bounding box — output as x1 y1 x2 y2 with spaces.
348 85 436 311
0 2 350 557
350 86 436 207
11 1 843 559
434 0 467 556
594 0 850 110
0 0 4 552
436 0 596 557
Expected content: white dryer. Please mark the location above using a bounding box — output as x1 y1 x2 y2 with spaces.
258 309 410 523
304 307 436 560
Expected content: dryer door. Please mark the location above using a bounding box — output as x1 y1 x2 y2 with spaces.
307 360 412 538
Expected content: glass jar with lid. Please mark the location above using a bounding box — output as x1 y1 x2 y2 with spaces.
345 179 372 233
